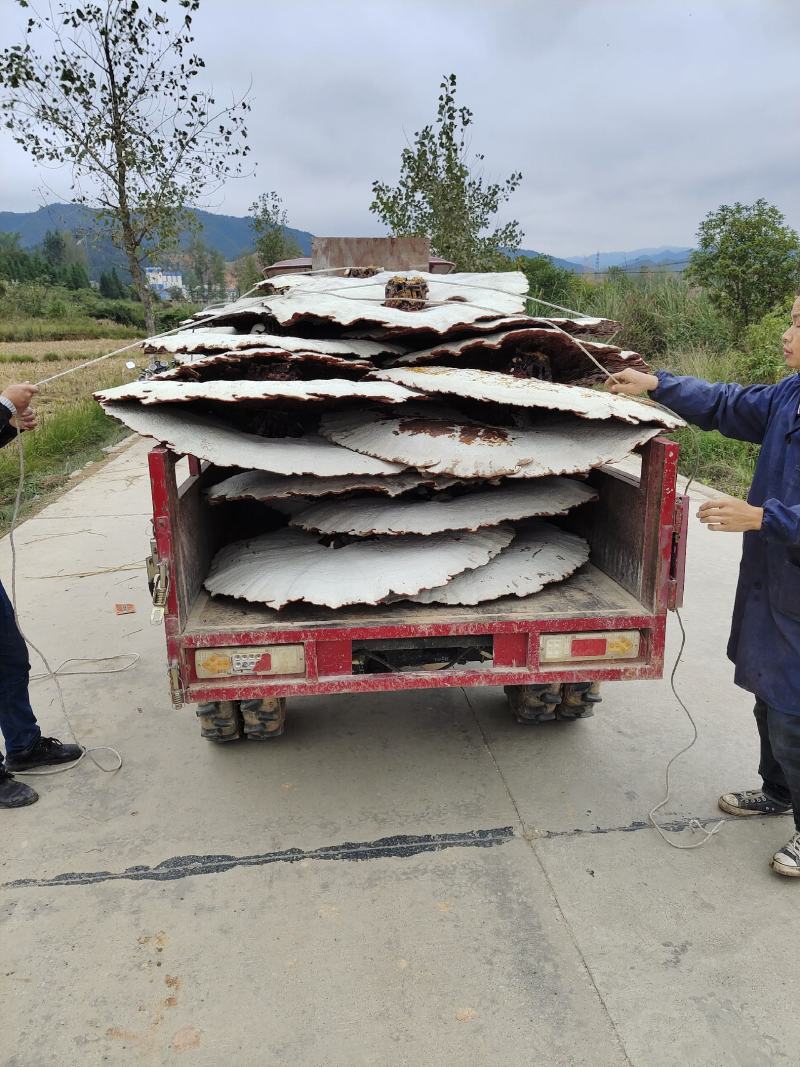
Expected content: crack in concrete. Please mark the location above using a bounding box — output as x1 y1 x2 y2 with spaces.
3 814 740 892
538 813 737 839
4 826 516 889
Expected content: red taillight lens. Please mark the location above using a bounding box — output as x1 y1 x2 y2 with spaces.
570 637 607 658
539 631 641 663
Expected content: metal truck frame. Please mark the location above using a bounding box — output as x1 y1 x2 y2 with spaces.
146 435 688 739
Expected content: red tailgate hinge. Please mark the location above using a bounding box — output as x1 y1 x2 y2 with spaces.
668 494 690 610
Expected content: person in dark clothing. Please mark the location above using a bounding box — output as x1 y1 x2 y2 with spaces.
609 295 800 877
0 381 83 809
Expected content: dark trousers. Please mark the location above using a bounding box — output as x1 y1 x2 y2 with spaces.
0 578 40 766
755 699 800 831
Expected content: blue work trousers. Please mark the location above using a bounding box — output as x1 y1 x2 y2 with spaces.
0 578 40 764
756 699 800 831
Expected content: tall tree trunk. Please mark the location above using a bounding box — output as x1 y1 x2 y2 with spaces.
102 24 156 338
126 250 156 336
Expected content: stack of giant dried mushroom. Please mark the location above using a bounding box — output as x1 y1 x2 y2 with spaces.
97 270 683 611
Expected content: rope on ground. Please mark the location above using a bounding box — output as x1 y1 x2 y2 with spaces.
9 435 127 776
31 562 143 580
648 608 725 848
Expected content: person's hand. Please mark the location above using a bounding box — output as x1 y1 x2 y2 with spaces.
606 369 659 396
698 497 763 532
11 407 38 432
2 382 38 412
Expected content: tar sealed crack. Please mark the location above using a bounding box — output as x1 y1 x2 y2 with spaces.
5 826 516 890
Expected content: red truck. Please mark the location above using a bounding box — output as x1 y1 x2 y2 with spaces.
146 435 689 742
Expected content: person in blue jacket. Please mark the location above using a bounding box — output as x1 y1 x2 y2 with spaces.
610 296 800 878
0 381 82 809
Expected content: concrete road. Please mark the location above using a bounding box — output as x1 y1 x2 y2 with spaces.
1 440 796 1067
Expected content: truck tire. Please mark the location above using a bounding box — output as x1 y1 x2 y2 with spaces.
555 682 602 721
196 700 244 743
505 682 602 724
505 683 563 724
240 697 286 740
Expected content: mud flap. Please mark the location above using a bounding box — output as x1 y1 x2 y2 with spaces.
196 700 244 742
240 697 286 740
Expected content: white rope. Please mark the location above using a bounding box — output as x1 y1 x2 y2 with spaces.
4 317 191 781
8 434 125 776
34 324 189 386
648 609 725 848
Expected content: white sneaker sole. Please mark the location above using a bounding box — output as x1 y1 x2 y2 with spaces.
770 856 800 878
718 797 791 818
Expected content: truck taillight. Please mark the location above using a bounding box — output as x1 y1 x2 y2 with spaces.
539 631 641 663
195 645 305 679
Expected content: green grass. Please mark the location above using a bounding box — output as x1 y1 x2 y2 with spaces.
0 350 98 363
0 400 128 531
655 344 766 497
0 318 143 343
670 426 760 497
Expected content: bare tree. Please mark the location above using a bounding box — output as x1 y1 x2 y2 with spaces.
0 0 250 333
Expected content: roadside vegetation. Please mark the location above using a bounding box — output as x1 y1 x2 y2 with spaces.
0 278 196 344
0 343 138 530
0 242 201 530
519 256 796 497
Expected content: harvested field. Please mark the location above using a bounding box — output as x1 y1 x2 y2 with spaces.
0 337 141 360
0 337 141 528
0 338 140 416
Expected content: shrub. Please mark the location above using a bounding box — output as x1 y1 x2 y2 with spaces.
156 303 198 331
576 273 730 356
85 299 145 327
736 296 794 384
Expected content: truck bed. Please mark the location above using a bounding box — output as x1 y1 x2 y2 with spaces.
148 437 685 704
184 562 645 635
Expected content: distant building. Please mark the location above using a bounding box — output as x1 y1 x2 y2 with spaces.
146 266 185 301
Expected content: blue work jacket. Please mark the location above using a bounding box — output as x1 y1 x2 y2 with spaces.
652 370 800 714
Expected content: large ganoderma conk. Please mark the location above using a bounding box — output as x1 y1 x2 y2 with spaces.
97 266 683 609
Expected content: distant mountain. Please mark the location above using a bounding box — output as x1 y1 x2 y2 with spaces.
0 202 313 280
564 246 693 272
0 202 693 280
515 247 586 272
190 208 312 260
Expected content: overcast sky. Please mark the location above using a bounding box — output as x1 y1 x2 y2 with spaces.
0 0 797 257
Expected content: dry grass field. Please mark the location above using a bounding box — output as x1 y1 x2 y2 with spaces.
0 337 144 528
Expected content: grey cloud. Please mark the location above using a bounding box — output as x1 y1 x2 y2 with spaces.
1 0 798 256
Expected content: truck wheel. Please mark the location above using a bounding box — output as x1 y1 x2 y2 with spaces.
505 683 563 724
556 682 602 721
196 700 244 743
240 697 286 740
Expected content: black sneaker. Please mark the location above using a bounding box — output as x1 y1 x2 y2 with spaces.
0 768 39 808
6 736 84 771
718 789 792 818
772 831 800 878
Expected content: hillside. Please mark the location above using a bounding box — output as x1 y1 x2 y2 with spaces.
515 247 585 272
0 201 690 278
564 245 693 272
0 203 313 279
